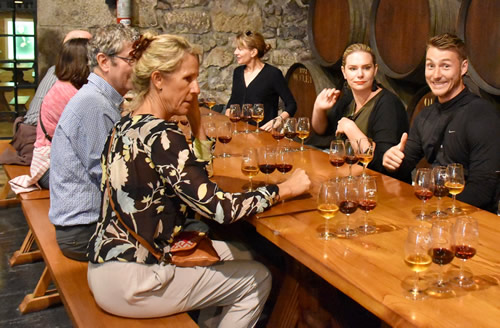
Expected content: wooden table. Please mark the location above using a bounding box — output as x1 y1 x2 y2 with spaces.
204 111 500 328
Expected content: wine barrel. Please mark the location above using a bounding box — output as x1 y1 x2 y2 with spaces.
458 0 500 95
369 0 461 83
285 61 343 148
307 0 372 68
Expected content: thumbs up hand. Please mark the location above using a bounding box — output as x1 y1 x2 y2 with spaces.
383 133 407 172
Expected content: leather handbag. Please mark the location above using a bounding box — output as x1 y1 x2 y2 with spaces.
106 128 220 267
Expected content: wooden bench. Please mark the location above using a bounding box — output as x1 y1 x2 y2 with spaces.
20 198 198 327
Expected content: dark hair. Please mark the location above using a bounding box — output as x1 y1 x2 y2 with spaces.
235 30 271 58
55 38 90 89
427 33 467 62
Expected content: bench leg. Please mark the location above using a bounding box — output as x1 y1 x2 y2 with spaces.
19 266 61 314
0 182 20 208
9 228 42 266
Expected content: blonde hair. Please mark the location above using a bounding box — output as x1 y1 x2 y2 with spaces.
129 33 201 112
235 30 271 58
342 43 377 68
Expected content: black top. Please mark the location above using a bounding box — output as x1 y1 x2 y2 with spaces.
401 88 500 212
226 63 297 125
324 88 410 180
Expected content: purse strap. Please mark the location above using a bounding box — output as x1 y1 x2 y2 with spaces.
105 128 165 262
39 105 52 142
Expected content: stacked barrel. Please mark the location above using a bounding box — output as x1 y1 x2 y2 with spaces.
286 0 500 148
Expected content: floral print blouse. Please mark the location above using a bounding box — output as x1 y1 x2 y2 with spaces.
88 114 279 264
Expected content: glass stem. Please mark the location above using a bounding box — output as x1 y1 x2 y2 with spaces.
413 271 420 293
249 177 253 192
349 164 353 177
420 200 426 219
301 139 304 151
256 122 259 133
452 195 456 212
437 265 444 287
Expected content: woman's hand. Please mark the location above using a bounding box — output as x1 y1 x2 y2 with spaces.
260 119 273 132
277 168 311 201
313 88 341 113
335 117 357 136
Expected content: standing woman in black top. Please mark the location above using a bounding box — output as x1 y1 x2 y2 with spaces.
225 30 297 131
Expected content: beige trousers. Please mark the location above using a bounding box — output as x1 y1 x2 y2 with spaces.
87 240 271 328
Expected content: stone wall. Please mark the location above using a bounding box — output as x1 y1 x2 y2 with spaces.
38 0 311 105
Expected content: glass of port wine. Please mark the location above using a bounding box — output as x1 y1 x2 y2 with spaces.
228 104 241 134
427 220 455 297
271 117 285 144
297 117 310 151
445 163 465 215
317 180 340 240
431 166 448 219
329 140 345 180
252 104 264 133
357 175 377 234
241 104 253 133
344 139 359 179
404 225 431 300
414 168 434 220
336 176 359 238
276 146 293 180
217 121 233 158
205 98 216 116
241 148 259 192
356 138 374 176
451 216 478 288
283 117 297 149
258 146 276 185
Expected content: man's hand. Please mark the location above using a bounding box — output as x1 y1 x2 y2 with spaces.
383 133 407 171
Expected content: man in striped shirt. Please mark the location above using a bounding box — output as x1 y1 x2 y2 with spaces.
49 24 139 261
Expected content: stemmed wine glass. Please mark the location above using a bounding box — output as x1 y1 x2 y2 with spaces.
276 146 293 180
317 180 340 240
356 138 374 176
252 104 264 133
241 148 259 192
258 146 276 185
205 98 216 116
283 117 298 149
228 104 241 134
414 168 434 220
329 140 345 181
404 225 432 300
451 216 478 287
241 104 253 133
357 176 377 234
445 163 465 215
297 117 310 151
271 117 285 144
427 220 454 297
344 139 358 179
217 121 233 158
431 166 448 219
336 176 359 238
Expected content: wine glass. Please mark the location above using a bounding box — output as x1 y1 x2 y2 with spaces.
451 216 478 288
203 120 216 140
252 104 264 133
228 104 241 134
283 117 297 149
344 139 359 179
296 117 310 151
258 146 276 185
336 176 359 238
317 180 340 240
241 148 259 192
404 225 432 300
427 220 454 297
205 98 216 116
445 163 465 215
241 104 253 133
276 146 293 180
329 140 345 181
271 117 285 144
217 121 233 158
431 166 448 219
356 138 374 176
414 168 434 220
357 176 377 234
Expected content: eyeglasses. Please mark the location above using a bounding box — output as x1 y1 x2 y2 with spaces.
111 54 136 65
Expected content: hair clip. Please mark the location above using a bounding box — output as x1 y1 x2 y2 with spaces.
130 35 153 60
245 30 252 36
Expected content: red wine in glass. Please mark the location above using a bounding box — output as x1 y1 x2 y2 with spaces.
430 248 454 265
415 189 433 201
276 163 292 173
359 199 376 212
339 200 358 214
453 245 476 260
259 164 276 175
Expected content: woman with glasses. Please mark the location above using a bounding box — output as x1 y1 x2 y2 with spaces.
311 43 409 180
225 30 297 132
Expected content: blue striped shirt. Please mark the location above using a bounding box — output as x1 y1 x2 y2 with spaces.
49 73 123 226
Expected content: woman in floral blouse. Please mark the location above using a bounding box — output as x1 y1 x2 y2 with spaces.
87 33 310 327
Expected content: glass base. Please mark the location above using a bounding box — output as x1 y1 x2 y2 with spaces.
358 223 376 234
403 275 429 300
426 279 456 298
319 231 336 240
446 206 463 215
416 213 432 221
336 226 357 239
431 210 448 219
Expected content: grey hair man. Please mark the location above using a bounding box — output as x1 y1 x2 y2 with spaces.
49 24 139 261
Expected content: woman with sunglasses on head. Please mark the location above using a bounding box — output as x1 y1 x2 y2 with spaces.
312 43 409 180
87 33 310 327
225 30 297 131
